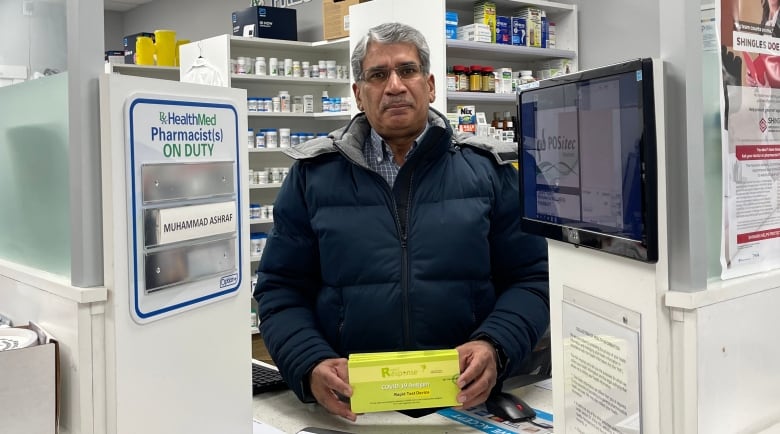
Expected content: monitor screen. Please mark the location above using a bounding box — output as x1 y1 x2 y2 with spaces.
517 58 658 263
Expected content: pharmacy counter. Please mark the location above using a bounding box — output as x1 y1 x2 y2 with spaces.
252 380 553 434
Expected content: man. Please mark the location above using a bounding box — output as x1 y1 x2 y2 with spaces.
254 22 549 421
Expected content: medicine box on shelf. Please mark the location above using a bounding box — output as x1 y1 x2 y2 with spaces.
231 6 298 41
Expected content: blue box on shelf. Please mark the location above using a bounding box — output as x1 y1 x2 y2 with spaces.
446 11 458 40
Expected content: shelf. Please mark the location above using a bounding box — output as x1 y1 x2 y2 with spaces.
231 74 349 86
250 255 262 262
249 218 274 225
248 112 350 120
446 0 575 13
446 39 576 63
249 148 288 154
230 36 349 53
109 64 180 80
249 183 283 190
447 91 517 103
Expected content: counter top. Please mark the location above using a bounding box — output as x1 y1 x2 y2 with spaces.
252 379 553 434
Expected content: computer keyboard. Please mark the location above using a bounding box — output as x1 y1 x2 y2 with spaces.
252 362 288 395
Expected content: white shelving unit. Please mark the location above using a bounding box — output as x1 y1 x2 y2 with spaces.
350 0 578 117
178 35 353 325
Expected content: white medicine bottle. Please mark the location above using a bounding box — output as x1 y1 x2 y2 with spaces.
321 90 330 113
255 57 266 76
519 70 535 84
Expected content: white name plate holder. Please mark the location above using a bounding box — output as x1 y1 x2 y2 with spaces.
125 95 243 323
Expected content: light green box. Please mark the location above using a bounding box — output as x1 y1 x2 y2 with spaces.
348 349 460 413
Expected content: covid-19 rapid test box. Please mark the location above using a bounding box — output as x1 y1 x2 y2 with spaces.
348 349 461 413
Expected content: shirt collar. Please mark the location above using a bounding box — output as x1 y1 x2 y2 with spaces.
368 123 430 163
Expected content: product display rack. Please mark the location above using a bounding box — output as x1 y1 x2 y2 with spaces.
444 0 577 115
227 35 353 330
350 0 578 117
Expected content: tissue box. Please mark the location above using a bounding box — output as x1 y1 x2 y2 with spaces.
0 322 59 434
348 349 460 413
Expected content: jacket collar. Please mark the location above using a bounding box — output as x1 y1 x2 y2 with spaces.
282 107 518 165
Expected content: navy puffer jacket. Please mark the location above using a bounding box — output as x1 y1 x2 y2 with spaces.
255 108 549 402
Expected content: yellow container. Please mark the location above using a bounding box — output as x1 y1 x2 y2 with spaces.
154 29 177 67
135 36 155 65
175 39 190 67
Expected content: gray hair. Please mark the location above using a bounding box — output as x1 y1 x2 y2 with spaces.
350 22 431 82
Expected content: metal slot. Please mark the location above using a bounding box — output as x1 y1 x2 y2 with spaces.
144 237 236 293
141 161 235 204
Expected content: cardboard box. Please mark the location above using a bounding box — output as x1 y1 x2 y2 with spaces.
322 0 371 40
123 32 154 64
0 322 59 434
348 349 460 413
231 6 297 41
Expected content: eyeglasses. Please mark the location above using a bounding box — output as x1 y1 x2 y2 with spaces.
359 63 424 84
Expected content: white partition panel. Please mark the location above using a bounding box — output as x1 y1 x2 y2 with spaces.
99 73 251 434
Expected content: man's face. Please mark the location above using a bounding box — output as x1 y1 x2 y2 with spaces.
352 42 435 140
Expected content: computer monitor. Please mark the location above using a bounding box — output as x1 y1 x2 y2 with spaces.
517 58 659 263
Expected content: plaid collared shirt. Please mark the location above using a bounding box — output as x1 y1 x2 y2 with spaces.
363 124 429 187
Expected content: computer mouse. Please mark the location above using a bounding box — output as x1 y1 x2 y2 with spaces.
485 391 537 422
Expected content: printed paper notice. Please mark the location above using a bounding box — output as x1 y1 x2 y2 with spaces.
562 296 641 434
720 0 780 278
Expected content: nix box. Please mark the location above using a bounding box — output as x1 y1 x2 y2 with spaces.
231 6 297 41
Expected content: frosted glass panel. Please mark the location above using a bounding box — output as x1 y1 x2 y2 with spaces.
0 73 70 277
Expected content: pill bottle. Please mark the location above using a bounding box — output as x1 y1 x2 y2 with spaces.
266 129 278 148
255 57 266 76
247 128 254 148
272 96 281 113
256 169 269 184
302 61 311 77
481 66 495 92
269 57 278 76
519 70 535 84
279 128 291 148
446 67 456 91
284 58 293 76
468 65 482 92
249 204 261 219
279 90 290 112
321 90 330 112
255 131 266 148
453 65 468 91
292 60 301 77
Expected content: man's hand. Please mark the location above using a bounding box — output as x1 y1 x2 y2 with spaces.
309 358 357 421
455 340 498 408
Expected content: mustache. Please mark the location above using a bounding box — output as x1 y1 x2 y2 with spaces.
380 99 414 110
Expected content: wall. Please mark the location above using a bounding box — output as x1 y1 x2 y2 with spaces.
558 0 661 69
119 0 327 44
104 11 125 51
0 0 67 75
